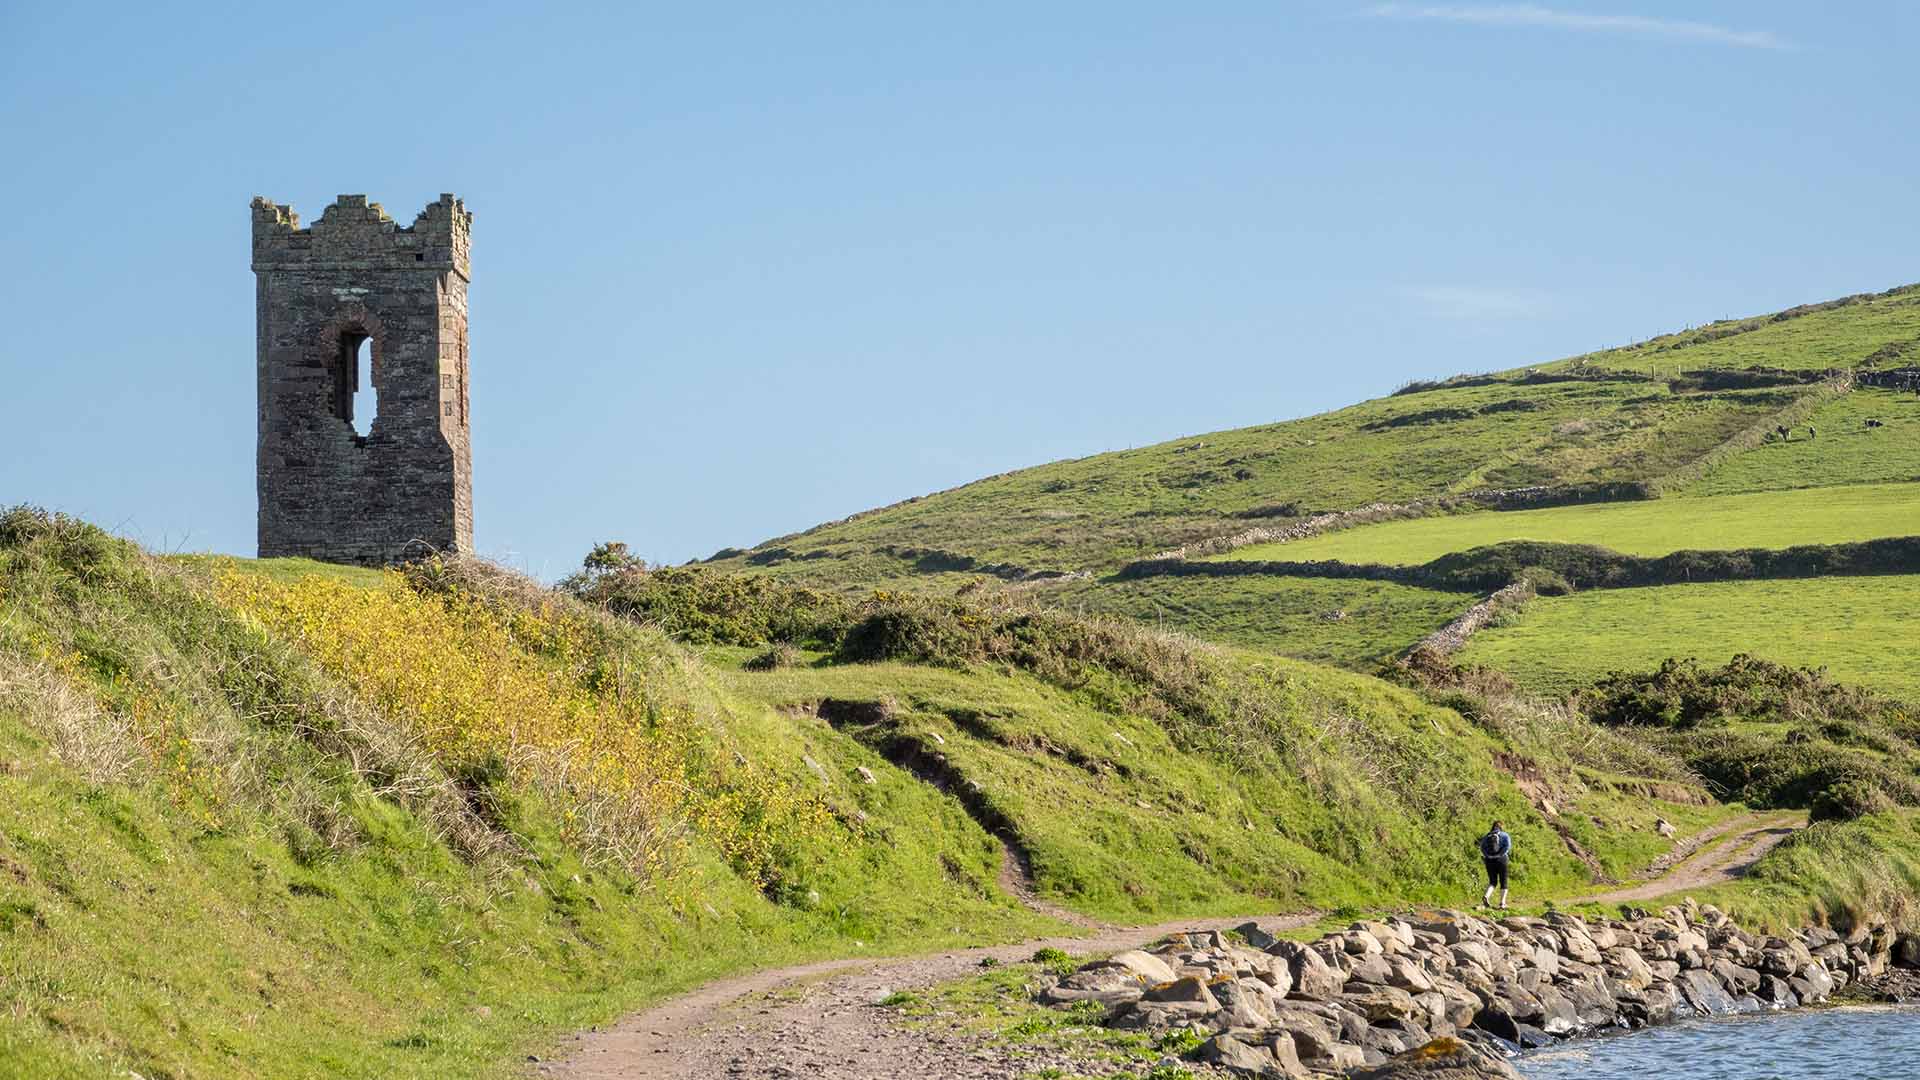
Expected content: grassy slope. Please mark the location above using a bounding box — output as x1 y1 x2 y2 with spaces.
1457 574 1920 699
1041 574 1466 667
0 522 1731 1077
1682 386 1920 495
1218 481 1920 566
718 380 1795 577
710 284 1920 583
0 536 1052 1078
707 649 1648 917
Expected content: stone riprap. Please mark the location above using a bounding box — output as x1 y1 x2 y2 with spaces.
252 193 475 566
1034 901 1906 1078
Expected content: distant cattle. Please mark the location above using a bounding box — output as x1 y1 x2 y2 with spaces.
1866 418 1886 429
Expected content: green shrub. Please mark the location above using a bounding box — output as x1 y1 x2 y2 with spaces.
1811 780 1896 823
1515 566 1574 596
1154 1028 1205 1055
744 643 801 671
1030 946 1074 975
566 563 853 648
1664 728 1920 810
1578 655 1911 731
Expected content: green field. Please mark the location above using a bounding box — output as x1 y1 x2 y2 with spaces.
1457 574 1920 700
1682 387 1920 496
1217 481 1920 566
1043 574 1466 667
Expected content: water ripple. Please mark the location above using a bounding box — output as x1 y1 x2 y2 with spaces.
1518 1005 1920 1080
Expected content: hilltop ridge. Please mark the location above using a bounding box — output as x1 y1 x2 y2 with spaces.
707 282 1920 585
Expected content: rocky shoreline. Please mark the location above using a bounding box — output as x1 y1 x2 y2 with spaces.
1035 901 1917 1077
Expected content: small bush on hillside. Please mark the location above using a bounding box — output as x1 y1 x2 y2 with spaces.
1578 655 1910 732
1514 566 1574 597
566 561 854 649
0 505 117 575
743 643 800 671
1660 727 1920 811
1810 779 1896 823
1030 946 1075 975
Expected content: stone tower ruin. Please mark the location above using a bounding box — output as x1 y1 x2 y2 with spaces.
251 193 473 565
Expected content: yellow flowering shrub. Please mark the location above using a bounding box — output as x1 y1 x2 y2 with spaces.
215 569 829 886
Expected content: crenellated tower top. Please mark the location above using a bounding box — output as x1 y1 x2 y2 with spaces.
250 193 471 280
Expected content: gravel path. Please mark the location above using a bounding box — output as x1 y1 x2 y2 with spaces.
1573 811 1806 905
539 913 1316 1080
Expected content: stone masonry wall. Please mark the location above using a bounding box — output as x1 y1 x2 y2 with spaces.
252 194 474 565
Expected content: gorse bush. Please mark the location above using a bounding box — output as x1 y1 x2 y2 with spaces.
1579 655 1912 731
1676 727 1920 810
1810 779 1897 823
217 561 832 887
1578 655 1920 812
567 562 854 649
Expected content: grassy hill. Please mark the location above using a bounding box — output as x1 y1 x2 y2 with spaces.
701 282 1920 711
9 283 1920 1077
0 510 1747 1077
707 284 1920 582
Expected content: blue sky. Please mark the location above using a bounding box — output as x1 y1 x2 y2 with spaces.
2 3 1914 577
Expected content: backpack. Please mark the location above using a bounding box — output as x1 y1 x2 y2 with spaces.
1479 831 1509 859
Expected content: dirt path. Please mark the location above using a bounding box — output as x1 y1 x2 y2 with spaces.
1571 811 1807 906
540 814 1806 1078
539 911 1316 1080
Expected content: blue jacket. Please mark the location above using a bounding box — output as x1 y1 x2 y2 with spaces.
1480 829 1512 861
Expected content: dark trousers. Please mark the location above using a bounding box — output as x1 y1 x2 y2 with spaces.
1483 857 1509 889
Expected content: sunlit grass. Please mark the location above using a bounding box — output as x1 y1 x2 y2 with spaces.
1457 574 1920 700
1217 482 1920 566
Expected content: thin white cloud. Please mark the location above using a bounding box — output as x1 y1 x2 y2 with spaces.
1404 285 1555 320
1365 4 1789 49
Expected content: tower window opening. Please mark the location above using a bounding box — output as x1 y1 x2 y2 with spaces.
333 331 377 439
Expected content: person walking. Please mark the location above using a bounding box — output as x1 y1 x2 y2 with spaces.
1479 821 1512 909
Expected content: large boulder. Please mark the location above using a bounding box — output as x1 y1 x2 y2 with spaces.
1677 969 1737 1015
1342 985 1422 1022
1756 974 1799 1008
1038 964 1149 1005
1388 956 1437 993
1346 1036 1524 1080
1557 978 1619 1029
1285 946 1346 1001
1533 984 1579 1036
1710 959 1761 996
1105 949 1177 985
1145 975 1220 1008
1355 920 1415 954
1343 929 1387 956
1235 921 1280 951
1347 953 1397 988
1199 1032 1309 1079
1605 947 1654 992
1214 977 1281 1027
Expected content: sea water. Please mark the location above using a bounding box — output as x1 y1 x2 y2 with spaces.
1517 1004 1920 1080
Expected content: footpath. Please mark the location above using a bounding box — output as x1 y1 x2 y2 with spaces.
541 813 1805 1080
